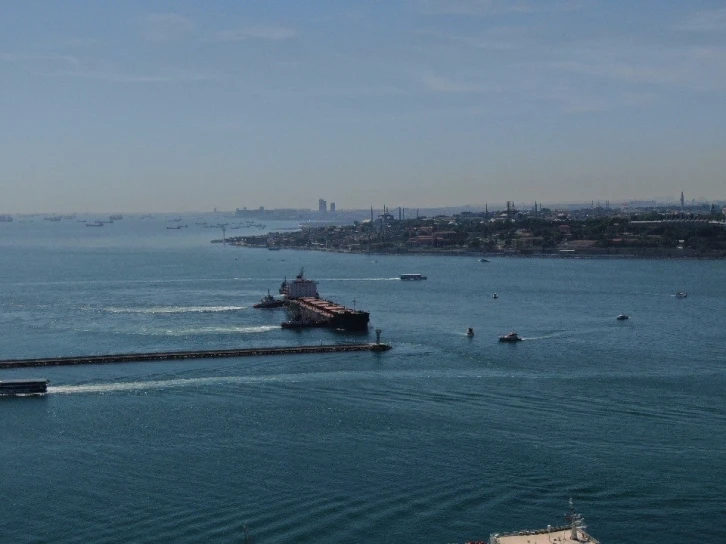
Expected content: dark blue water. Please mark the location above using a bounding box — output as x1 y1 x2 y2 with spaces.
1 217 725 543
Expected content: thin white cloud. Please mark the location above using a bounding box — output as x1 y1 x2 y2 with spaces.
63 37 98 49
0 52 80 67
141 13 195 42
413 0 585 16
421 72 495 92
549 42 726 91
677 7 726 33
1 52 213 83
54 70 214 83
413 26 528 50
205 25 297 42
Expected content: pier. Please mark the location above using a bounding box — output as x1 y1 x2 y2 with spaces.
0 343 392 369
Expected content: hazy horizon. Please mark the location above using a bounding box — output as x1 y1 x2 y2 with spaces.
2 1 725 213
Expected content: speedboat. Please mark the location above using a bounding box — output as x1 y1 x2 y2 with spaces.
492 293 498 299
479 258 490 262
466 327 474 336
499 331 522 342
616 314 629 320
676 292 687 298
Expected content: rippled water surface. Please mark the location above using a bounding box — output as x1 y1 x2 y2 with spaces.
1 218 725 543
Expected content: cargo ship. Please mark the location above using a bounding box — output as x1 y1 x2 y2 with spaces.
470 500 599 544
274 269 370 331
0 379 49 396
285 297 370 331
279 268 319 299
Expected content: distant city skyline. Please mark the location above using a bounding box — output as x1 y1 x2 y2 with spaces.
2 1 725 213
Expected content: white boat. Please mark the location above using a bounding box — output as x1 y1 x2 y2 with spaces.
498 331 522 342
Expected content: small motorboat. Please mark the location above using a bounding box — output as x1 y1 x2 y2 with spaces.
676 292 687 298
616 314 629 320
466 327 474 336
479 258 490 263
499 331 522 342
492 293 498 299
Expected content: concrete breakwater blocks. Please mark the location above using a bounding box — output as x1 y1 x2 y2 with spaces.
0 344 392 369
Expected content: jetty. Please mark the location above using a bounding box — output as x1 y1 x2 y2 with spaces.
0 343 392 369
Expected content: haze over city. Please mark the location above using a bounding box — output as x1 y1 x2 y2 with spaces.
2 0 725 213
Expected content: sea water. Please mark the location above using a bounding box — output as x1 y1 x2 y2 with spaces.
1 217 724 543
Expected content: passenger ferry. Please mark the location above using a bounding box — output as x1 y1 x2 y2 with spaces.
0 379 49 396
400 273 427 281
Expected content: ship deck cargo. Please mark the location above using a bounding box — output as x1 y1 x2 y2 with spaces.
484 501 598 544
487 526 599 544
287 297 370 331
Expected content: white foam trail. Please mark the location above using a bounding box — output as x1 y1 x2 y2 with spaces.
46 368 535 396
317 278 400 281
160 325 279 336
49 375 289 394
105 305 247 314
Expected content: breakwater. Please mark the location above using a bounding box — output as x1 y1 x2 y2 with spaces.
0 343 392 369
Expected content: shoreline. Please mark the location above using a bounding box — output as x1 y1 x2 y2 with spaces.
220 241 726 261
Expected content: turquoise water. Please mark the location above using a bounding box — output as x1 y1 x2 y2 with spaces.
1 218 725 543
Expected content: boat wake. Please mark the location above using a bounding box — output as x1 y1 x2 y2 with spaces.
104 305 247 314
519 332 566 341
46 368 500 396
317 277 400 281
159 325 279 336
48 375 290 395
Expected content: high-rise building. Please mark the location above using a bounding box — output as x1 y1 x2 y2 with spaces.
318 199 327 213
330 202 336 213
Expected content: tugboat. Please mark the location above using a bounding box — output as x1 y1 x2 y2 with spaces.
616 314 629 320
498 331 522 342
466 327 475 336
253 290 285 309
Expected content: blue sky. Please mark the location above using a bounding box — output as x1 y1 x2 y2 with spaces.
1 0 725 212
